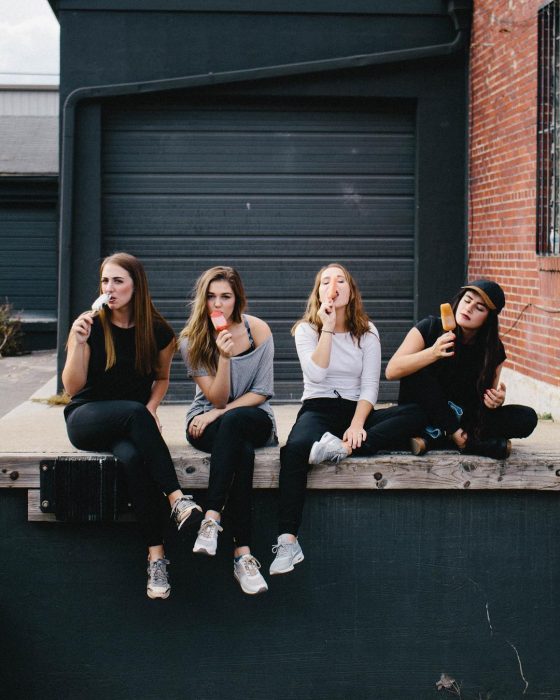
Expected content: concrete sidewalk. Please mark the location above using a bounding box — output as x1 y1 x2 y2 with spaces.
0 351 557 457
0 350 57 419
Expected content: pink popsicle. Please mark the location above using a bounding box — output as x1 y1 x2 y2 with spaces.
210 310 228 332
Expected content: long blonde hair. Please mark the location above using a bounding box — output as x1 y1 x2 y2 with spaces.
98 252 174 374
292 263 371 343
179 266 247 374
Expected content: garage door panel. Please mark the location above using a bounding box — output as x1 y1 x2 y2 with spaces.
170 375 399 404
104 174 414 197
102 97 415 401
0 203 58 313
105 132 414 175
104 197 414 238
104 236 412 259
106 104 415 134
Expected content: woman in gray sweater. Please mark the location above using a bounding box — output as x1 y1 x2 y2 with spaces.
180 266 277 596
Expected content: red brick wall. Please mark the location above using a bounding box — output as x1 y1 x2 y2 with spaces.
470 0 560 388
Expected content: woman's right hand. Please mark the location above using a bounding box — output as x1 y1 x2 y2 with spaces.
431 331 455 359
318 300 336 333
70 312 94 344
215 329 235 358
450 427 467 450
188 408 224 439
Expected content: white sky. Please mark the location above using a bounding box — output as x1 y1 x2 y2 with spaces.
0 0 59 85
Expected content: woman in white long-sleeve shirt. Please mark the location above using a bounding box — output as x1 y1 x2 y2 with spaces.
269 264 425 575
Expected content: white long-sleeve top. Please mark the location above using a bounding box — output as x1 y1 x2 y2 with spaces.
295 321 381 406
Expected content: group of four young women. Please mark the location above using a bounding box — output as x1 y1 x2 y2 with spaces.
62 253 537 599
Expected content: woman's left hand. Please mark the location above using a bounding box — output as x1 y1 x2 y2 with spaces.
188 408 224 439
343 425 367 450
484 382 506 410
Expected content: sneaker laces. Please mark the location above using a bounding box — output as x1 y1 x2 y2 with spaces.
148 559 169 584
240 555 261 576
271 542 288 555
199 518 223 538
170 495 197 529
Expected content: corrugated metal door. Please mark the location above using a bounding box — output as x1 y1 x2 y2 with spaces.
0 204 58 315
102 96 415 402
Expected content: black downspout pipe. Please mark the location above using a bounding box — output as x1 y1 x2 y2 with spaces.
56 22 467 386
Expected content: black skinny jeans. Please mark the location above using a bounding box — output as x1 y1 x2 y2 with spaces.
65 401 181 548
187 406 273 548
278 399 426 537
401 368 538 439
464 404 538 441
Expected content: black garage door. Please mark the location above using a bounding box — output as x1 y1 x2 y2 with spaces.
102 95 415 402
0 203 58 315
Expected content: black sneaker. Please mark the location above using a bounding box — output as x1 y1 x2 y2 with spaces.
463 438 511 460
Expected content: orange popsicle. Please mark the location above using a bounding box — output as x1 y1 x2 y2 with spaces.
327 276 338 301
210 310 229 332
440 303 456 331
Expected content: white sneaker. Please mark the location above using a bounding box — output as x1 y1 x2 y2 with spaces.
193 517 223 556
269 534 304 575
234 554 268 595
308 432 349 465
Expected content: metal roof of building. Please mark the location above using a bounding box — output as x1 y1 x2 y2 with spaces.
0 115 58 175
0 87 59 176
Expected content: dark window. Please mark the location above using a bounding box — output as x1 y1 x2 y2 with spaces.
537 0 560 255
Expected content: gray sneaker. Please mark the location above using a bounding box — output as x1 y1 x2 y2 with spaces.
147 558 171 599
193 517 223 556
170 494 202 531
269 534 304 575
308 432 348 465
234 554 268 595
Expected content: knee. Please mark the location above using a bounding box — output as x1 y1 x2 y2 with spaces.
114 442 143 471
126 402 160 432
516 406 538 438
216 408 252 439
128 402 151 420
396 403 428 429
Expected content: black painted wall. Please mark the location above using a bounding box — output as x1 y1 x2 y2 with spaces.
2 488 560 699
50 0 471 386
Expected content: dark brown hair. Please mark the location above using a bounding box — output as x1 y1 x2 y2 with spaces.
99 252 174 374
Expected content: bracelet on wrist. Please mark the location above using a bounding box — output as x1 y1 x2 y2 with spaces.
322 330 334 334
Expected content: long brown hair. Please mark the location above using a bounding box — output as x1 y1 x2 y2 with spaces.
98 252 174 374
292 263 372 343
451 289 502 438
179 266 247 374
